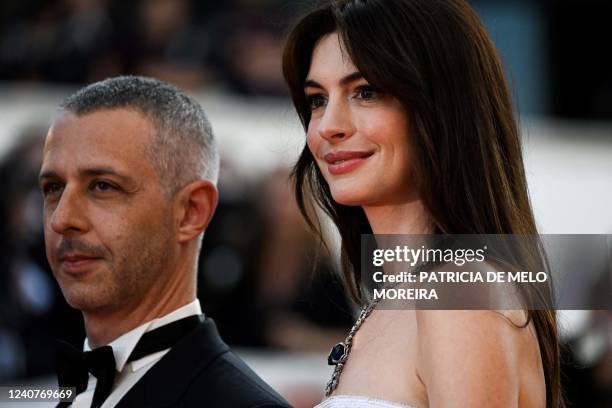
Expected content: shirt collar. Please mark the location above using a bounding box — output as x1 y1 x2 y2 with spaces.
83 299 203 372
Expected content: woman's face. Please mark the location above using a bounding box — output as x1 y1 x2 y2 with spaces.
304 33 417 207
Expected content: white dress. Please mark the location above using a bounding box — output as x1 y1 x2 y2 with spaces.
315 395 420 408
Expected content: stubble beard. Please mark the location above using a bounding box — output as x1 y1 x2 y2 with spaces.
58 222 175 315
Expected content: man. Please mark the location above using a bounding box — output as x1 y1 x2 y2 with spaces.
40 76 291 408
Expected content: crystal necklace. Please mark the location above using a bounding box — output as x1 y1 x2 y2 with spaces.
325 262 429 396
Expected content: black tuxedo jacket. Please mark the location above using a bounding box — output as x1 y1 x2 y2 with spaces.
110 317 292 408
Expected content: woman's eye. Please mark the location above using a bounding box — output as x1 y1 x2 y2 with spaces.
354 85 382 101
307 94 327 111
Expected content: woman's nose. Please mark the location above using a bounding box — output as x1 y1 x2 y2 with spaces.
316 99 355 142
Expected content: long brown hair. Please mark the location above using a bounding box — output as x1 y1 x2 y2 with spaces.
282 0 563 406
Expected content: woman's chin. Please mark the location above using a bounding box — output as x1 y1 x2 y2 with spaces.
330 190 367 207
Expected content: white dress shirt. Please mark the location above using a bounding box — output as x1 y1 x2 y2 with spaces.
71 299 202 408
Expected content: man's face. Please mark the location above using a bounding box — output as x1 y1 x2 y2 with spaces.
40 109 177 313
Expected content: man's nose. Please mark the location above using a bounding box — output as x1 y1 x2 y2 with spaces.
316 98 355 142
50 187 89 235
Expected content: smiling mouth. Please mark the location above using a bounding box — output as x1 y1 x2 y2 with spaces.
324 151 374 175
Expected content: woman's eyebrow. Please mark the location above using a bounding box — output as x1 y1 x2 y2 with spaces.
304 71 364 89
304 79 324 89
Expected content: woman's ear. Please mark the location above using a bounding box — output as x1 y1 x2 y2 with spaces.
175 180 218 243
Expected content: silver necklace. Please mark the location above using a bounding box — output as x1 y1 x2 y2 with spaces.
325 293 383 396
325 262 429 396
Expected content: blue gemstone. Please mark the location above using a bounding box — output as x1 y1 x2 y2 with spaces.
328 342 346 365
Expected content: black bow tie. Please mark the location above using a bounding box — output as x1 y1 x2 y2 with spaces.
56 314 203 408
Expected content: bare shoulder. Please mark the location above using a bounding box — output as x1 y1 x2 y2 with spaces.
415 310 530 362
415 309 532 352
415 310 542 407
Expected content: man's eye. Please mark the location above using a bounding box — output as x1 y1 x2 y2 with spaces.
307 94 327 111
354 85 382 101
91 181 116 192
42 183 63 197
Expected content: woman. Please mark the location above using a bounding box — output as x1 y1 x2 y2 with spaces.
282 0 562 407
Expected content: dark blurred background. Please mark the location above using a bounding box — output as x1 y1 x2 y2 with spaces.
0 0 611 407
0 0 611 119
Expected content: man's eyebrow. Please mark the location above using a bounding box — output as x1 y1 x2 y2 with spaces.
39 170 60 182
304 71 364 89
39 167 136 184
79 167 136 183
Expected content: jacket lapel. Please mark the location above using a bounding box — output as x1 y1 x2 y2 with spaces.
115 318 230 408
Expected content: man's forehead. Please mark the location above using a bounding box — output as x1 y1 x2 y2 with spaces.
46 109 153 150
42 108 155 176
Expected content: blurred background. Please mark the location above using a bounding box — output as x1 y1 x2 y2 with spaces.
0 0 611 407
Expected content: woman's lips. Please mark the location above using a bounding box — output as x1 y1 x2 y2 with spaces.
324 151 374 175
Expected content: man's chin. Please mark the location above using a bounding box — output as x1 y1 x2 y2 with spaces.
59 282 116 312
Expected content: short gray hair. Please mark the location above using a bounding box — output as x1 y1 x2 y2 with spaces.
60 76 219 194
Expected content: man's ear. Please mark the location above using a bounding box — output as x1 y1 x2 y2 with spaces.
175 180 218 243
